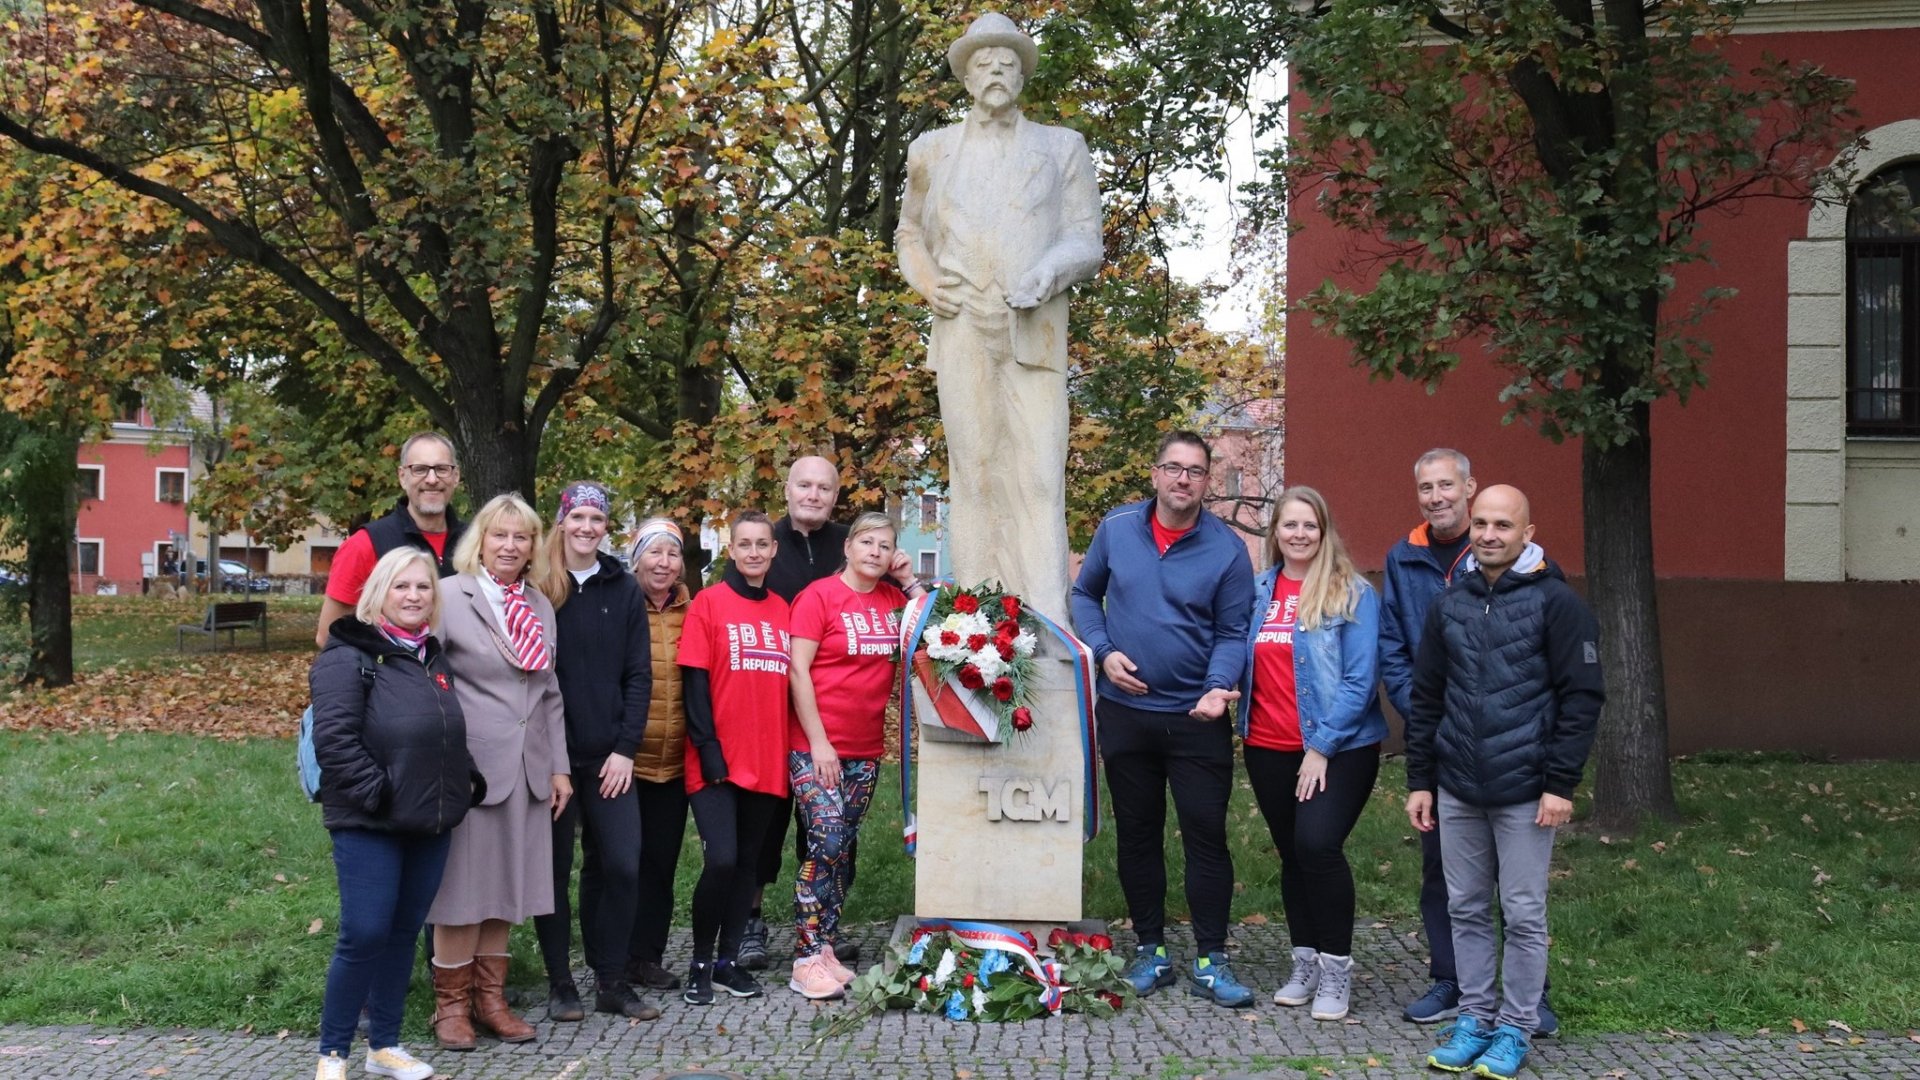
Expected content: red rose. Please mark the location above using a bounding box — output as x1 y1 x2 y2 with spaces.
967 633 988 652
1022 931 1040 950
1012 707 1034 731
958 664 985 689
1000 595 1022 619
953 594 979 614
918 975 931 991
940 629 961 646
962 973 976 988
1098 990 1124 1010
991 677 1014 702
997 641 1015 661
1070 932 1090 947
1089 933 1113 951
996 618 1020 638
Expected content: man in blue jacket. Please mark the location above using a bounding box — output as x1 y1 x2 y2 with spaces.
1405 485 1604 1080
1071 431 1256 1007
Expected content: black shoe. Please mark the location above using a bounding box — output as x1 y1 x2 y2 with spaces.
682 961 714 1006
712 960 764 998
595 979 662 1021
828 938 862 966
547 981 586 1022
736 917 770 971
630 960 680 991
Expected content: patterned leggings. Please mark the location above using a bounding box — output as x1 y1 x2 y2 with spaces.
789 751 879 958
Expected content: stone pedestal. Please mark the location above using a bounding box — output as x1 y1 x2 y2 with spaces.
911 631 1086 922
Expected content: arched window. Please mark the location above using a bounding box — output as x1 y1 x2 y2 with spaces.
1847 163 1920 436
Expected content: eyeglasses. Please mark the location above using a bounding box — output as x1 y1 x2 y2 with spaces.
1153 462 1209 481
401 464 458 479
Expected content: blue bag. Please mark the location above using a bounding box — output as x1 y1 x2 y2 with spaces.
299 650 379 802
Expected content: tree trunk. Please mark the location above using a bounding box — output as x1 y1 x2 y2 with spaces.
1581 405 1681 830
20 426 79 688
449 421 540 505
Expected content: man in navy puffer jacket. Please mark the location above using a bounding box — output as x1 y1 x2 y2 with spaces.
1405 485 1603 1080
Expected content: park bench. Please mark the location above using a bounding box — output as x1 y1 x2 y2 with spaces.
175 600 269 652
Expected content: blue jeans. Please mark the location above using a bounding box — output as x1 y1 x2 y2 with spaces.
320 828 452 1055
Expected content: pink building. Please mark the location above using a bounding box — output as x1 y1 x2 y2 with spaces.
72 399 193 593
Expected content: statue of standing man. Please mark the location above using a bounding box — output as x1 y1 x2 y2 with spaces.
896 12 1103 625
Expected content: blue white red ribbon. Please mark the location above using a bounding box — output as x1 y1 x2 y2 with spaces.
895 590 1102 855
912 918 1068 1014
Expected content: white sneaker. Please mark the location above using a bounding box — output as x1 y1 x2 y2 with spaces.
1310 953 1352 1021
315 1053 348 1080
365 1045 434 1080
1272 945 1320 1006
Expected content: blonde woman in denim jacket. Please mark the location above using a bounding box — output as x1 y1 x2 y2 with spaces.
1236 486 1388 1022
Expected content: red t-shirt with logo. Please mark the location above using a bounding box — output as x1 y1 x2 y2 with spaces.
324 528 450 605
676 583 793 797
788 575 905 760
1247 574 1304 752
1150 514 1192 556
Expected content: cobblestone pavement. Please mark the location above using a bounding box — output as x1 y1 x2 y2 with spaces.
4 924 1916 1080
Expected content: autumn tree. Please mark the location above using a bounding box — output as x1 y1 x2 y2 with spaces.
1269 0 1860 827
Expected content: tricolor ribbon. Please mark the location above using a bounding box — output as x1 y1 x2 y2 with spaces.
912 918 1069 1014
896 589 1101 856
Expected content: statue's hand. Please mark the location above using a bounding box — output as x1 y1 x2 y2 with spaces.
926 273 965 319
1006 266 1053 310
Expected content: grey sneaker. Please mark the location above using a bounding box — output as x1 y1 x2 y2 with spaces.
736 917 770 971
1310 952 1352 1021
1273 946 1320 1006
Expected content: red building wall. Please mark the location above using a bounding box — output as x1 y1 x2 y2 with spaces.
74 439 193 588
1285 26 1920 577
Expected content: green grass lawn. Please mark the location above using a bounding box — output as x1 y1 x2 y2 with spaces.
2 731 1914 1036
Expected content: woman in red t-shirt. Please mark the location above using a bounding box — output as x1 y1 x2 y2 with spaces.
675 510 792 1005
782 513 925 999
1238 486 1387 1022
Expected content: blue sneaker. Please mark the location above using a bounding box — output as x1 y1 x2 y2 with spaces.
1404 978 1461 1023
1470 1023 1531 1080
1186 951 1254 1008
1533 994 1559 1037
1426 1015 1495 1072
1122 944 1175 996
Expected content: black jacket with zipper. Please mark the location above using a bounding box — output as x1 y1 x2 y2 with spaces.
553 551 653 771
310 616 484 834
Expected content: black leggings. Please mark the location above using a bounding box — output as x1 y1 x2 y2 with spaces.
688 784 783 963
1098 697 1237 955
535 764 641 984
1244 743 1380 957
627 777 689 968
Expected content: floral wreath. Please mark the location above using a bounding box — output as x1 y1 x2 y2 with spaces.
918 582 1042 738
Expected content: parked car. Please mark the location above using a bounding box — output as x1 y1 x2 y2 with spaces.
192 558 273 594
0 566 25 594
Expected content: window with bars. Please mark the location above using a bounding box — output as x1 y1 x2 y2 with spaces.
1847 163 1920 437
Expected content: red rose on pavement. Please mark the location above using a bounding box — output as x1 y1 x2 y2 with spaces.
991 677 1014 702
940 629 961 646
1098 990 1124 1010
962 973 976 988
967 633 988 652
1022 931 1040 950
953 594 979 614
958 664 985 689
1001 595 1022 619
1070 932 1090 947
1012 707 1034 731
1046 927 1068 948
918 975 931 992
1089 933 1114 951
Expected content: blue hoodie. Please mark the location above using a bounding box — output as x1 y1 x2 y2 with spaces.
1070 499 1255 713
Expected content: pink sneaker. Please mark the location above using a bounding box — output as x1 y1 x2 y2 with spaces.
788 954 847 1000
820 943 857 984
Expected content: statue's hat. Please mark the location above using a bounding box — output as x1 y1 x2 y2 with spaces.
947 12 1038 79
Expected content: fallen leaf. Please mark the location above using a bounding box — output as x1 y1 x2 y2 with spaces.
1796 1042 1814 1052
956 1071 974 1080
1650 841 1667 853
85 1038 118 1046
1365 1058 1380 1067
1827 1019 1853 1033
1791 1018 1809 1033
146 1070 168 1077
273 873 287 883
1622 859 1639 871
1238 912 1269 926
307 918 324 935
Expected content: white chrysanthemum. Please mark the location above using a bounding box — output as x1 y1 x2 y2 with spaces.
968 648 1006 680
924 611 993 662
1012 630 1038 657
933 947 958 988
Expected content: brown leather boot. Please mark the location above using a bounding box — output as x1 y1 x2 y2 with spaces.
430 961 477 1051
471 953 537 1042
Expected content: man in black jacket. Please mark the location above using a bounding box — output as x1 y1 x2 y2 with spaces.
316 432 467 647
1404 485 1604 1080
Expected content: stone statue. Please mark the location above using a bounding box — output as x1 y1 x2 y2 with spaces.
896 11 1103 625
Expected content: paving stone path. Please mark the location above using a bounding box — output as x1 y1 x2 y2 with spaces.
4 924 1916 1080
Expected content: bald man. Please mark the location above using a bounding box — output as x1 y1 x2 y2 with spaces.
1403 485 1604 1080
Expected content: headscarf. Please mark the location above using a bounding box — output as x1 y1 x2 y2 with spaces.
556 481 612 522
629 517 683 563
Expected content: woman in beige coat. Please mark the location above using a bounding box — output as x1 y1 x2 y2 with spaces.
426 494 572 1050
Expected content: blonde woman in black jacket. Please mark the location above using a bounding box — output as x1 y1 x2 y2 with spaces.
311 546 483 1080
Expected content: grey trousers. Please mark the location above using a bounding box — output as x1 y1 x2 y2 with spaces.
1437 788 1557 1032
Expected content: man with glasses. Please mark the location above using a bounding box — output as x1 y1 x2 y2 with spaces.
315 432 468 647
1070 431 1256 1007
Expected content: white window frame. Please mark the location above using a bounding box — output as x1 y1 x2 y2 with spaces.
155 468 188 504
77 464 105 502
75 537 104 576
